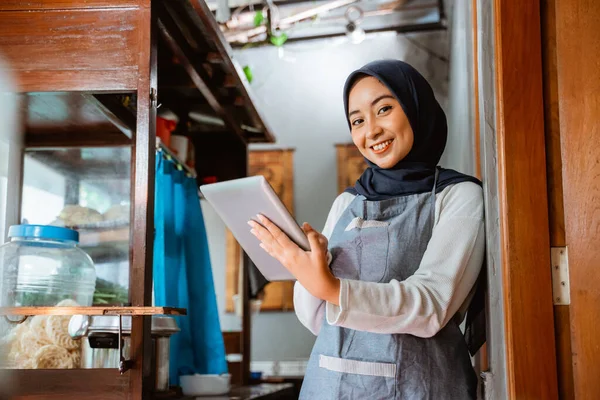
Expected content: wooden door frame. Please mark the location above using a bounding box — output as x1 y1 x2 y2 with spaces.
477 0 559 398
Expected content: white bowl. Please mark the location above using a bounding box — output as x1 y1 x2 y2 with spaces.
180 373 231 396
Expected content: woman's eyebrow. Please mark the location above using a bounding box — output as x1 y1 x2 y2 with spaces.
371 94 395 105
348 94 396 117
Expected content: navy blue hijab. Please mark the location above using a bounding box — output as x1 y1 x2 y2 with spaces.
343 60 486 356
343 59 481 199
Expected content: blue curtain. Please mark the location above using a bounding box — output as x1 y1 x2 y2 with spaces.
153 155 228 385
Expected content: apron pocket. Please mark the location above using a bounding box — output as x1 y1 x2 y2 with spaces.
344 217 390 282
319 355 396 399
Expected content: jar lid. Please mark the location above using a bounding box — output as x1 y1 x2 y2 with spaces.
8 224 79 242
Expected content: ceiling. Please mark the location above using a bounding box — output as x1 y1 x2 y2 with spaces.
204 0 446 46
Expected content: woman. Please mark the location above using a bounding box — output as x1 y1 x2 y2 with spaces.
248 60 485 399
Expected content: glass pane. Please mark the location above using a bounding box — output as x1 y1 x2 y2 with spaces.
20 147 131 307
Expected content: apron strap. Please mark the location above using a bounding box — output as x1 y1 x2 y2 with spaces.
430 167 439 226
432 167 439 194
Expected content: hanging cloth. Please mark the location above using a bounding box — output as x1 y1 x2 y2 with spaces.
153 155 228 385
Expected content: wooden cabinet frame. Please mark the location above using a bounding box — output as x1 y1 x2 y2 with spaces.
0 1 275 398
476 0 559 398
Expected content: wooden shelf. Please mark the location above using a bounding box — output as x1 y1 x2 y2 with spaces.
0 306 186 316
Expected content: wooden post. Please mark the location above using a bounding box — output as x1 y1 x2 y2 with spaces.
554 0 600 397
241 251 252 386
540 0 574 398
492 0 559 397
129 1 157 398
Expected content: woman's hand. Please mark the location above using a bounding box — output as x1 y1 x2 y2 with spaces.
248 214 340 305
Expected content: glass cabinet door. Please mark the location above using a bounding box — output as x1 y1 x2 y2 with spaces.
21 147 132 306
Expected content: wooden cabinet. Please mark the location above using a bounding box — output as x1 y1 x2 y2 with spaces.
225 149 295 312
335 143 366 194
0 0 276 397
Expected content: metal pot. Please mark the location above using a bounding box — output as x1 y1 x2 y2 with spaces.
68 315 179 392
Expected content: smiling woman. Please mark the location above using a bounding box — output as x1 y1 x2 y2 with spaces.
250 59 487 400
347 77 414 169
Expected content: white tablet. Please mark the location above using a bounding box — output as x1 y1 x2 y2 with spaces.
199 175 309 281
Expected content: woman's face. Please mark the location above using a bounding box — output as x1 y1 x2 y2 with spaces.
347 76 414 169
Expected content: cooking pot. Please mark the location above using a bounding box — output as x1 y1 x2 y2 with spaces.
68 315 179 391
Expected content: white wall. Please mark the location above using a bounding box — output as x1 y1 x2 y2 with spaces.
203 29 453 363
443 0 476 175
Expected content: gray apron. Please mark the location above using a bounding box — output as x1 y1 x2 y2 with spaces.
300 174 477 400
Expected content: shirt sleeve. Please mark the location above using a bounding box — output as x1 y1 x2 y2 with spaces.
325 182 485 338
293 193 354 335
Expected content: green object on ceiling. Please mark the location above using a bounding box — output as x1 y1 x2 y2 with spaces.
253 11 264 27
243 65 253 83
269 32 288 47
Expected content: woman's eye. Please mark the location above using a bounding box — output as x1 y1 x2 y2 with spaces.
351 118 364 126
378 106 392 115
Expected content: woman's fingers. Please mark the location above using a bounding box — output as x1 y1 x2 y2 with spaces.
303 222 328 251
256 214 296 248
306 230 326 259
259 243 273 256
249 221 281 253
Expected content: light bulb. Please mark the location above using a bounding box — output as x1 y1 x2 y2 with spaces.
345 22 365 44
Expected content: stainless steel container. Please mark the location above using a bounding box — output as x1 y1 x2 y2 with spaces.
68 315 179 391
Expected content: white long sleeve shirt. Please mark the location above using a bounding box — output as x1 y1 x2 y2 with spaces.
294 181 485 338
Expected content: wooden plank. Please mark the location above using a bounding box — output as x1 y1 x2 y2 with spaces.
0 306 185 316
554 0 600 397
227 361 243 386
241 252 251 386
223 331 242 355
493 0 558 398
8 369 129 400
0 1 145 10
541 0 566 247
540 0 573 398
129 2 155 399
0 8 142 92
13 70 138 93
554 305 574 400
225 229 241 313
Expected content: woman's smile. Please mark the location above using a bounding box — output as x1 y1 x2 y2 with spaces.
370 138 394 154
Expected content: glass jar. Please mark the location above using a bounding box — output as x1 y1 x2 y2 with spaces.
0 224 96 307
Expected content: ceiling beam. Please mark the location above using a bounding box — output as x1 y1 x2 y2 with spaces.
182 0 276 142
157 7 248 143
230 20 446 48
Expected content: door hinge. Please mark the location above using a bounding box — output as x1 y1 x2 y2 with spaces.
551 247 570 305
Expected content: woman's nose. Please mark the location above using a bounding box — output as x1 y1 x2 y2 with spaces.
366 119 383 140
